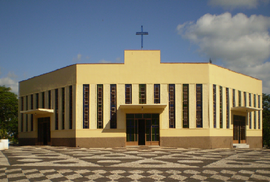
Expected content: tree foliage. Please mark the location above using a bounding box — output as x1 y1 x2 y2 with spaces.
263 93 270 147
0 85 18 140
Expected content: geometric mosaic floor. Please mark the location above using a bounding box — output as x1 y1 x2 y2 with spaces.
0 146 270 181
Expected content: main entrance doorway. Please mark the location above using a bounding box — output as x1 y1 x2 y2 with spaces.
38 117 51 145
233 115 246 144
126 114 159 145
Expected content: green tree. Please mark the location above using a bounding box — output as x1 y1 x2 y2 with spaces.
0 86 18 140
263 93 270 147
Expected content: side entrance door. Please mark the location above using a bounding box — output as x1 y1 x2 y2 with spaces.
38 117 51 145
233 115 246 143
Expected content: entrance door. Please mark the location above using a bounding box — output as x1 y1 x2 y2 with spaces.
38 117 51 145
126 114 159 146
138 119 145 145
233 115 246 143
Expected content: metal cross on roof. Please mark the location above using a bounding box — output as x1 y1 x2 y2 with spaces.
136 25 148 49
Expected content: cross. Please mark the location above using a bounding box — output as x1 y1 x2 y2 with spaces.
136 25 148 49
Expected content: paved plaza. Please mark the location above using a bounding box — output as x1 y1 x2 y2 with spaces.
0 146 270 181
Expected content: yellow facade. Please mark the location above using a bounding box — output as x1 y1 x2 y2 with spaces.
18 50 262 148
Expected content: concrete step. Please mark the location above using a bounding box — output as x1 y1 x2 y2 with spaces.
233 143 250 148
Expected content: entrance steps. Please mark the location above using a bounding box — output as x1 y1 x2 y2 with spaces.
233 143 250 148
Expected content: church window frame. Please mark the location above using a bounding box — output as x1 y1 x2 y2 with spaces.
110 84 117 129
97 84 103 129
196 84 203 128
183 84 189 128
169 84 175 128
83 84 89 129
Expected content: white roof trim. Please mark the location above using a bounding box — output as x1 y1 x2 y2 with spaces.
231 106 261 112
20 108 54 115
119 104 167 110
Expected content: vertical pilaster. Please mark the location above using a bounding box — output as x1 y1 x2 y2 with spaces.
160 84 168 129
189 84 196 129
90 84 96 129
147 84 154 104
117 84 125 130
175 84 182 129
133 84 138 105
104 84 110 129
203 83 209 128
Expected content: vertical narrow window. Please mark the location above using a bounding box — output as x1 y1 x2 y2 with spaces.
233 89 235 107
254 94 256 107
219 86 223 128
48 90 51 109
258 96 261 129
31 114 33 131
25 94 30 131
183 84 189 128
55 89 58 130
26 96 28 110
169 84 175 128
213 85 216 128
31 94 33 109
249 112 252 129
42 92 45 108
154 84 160 104
21 97 24 132
196 84 203 128
83 84 89 129
258 111 261 129
97 84 103 129
21 113 24 132
238 91 241 106
62 87 65 130
110 84 117 129
244 92 246 107
125 84 132 104
254 111 256 129
21 97 24 111
249 93 251 107
258 95 261 108
36 93 39 109
26 114 28 132
69 85 72 129
226 88 229 129
139 84 146 104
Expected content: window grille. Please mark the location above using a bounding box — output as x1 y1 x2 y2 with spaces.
83 85 89 129
154 84 160 104
169 84 175 128
139 84 146 104
183 84 189 128
97 84 103 129
125 84 132 104
110 84 117 129
196 84 203 128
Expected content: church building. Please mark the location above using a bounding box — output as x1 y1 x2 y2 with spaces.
18 50 262 148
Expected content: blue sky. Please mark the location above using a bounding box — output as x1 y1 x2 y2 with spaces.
1 0 270 94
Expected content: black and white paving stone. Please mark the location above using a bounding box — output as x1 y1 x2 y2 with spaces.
0 146 270 181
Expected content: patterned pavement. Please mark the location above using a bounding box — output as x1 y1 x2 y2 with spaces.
0 146 270 181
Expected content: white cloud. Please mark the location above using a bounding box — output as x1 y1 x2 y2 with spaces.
99 59 111 63
208 0 259 9
115 57 122 63
77 53 81 60
177 12 270 93
73 53 82 63
0 72 18 94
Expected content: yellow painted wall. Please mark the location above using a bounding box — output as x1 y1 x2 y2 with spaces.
20 65 76 96
209 64 262 94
